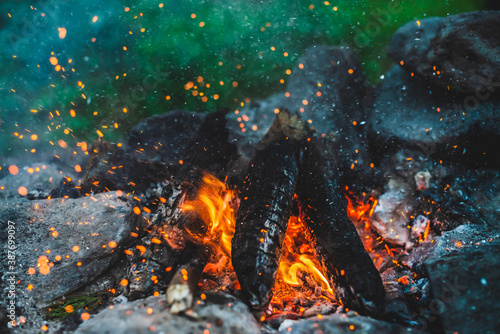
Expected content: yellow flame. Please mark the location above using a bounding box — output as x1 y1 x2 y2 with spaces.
181 174 334 296
276 215 334 295
181 173 237 275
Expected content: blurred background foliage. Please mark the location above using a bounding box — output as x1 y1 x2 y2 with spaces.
0 0 486 157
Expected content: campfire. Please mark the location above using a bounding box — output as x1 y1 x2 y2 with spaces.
2 10 500 332
144 110 385 325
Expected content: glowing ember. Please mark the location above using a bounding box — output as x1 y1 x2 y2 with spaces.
270 212 336 317
37 256 51 275
182 174 336 316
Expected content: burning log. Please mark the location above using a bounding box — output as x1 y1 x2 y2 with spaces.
125 109 237 299
297 137 385 316
166 245 211 313
231 110 304 311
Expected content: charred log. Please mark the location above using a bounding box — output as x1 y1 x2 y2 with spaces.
297 137 385 316
80 140 169 196
177 108 237 180
126 109 237 300
232 111 304 311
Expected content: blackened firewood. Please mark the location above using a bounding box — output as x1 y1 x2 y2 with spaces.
166 244 211 313
232 111 304 311
297 137 385 316
178 108 237 180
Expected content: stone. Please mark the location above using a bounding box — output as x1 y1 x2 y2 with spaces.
424 238 500 334
370 66 500 168
127 110 205 166
277 313 412 333
0 192 138 331
387 11 500 95
74 292 260 334
0 163 75 199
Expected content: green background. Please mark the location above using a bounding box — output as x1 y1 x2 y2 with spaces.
0 0 486 157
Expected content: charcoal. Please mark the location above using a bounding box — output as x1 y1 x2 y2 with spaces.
80 140 169 195
48 176 80 199
417 186 489 233
297 137 385 316
125 109 237 300
127 110 205 166
387 11 500 95
231 111 303 311
226 46 373 179
177 108 237 180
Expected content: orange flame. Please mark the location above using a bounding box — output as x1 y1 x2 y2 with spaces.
277 215 333 294
181 174 335 306
180 173 237 279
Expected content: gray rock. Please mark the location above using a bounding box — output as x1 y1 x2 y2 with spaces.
0 163 75 199
0 191 138 331
425 238 500 334
278 313 412 333
387 11 500 95
75 292 260 334
429 224 500 258
370 66 500 167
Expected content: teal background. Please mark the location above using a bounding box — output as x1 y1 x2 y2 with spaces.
0 0 486 156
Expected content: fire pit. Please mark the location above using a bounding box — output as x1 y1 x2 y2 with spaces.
1 9 499 334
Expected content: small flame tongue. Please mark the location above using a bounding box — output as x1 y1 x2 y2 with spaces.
277 215 334 294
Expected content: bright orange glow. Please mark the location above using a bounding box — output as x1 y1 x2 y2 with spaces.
75 165 82 173
58 27 67 39
58 140 68 148
37 256 51 275
9 165 19 175
271 212 335 315
120 279 128 286
65 305 74 313
28 267 36 275
18 187 28 196
72 246 79 252
81 312 90 321
181 173 237 280
49 57 58 65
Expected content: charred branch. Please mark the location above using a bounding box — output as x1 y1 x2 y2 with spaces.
297 137 385 316
232 111 304 311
